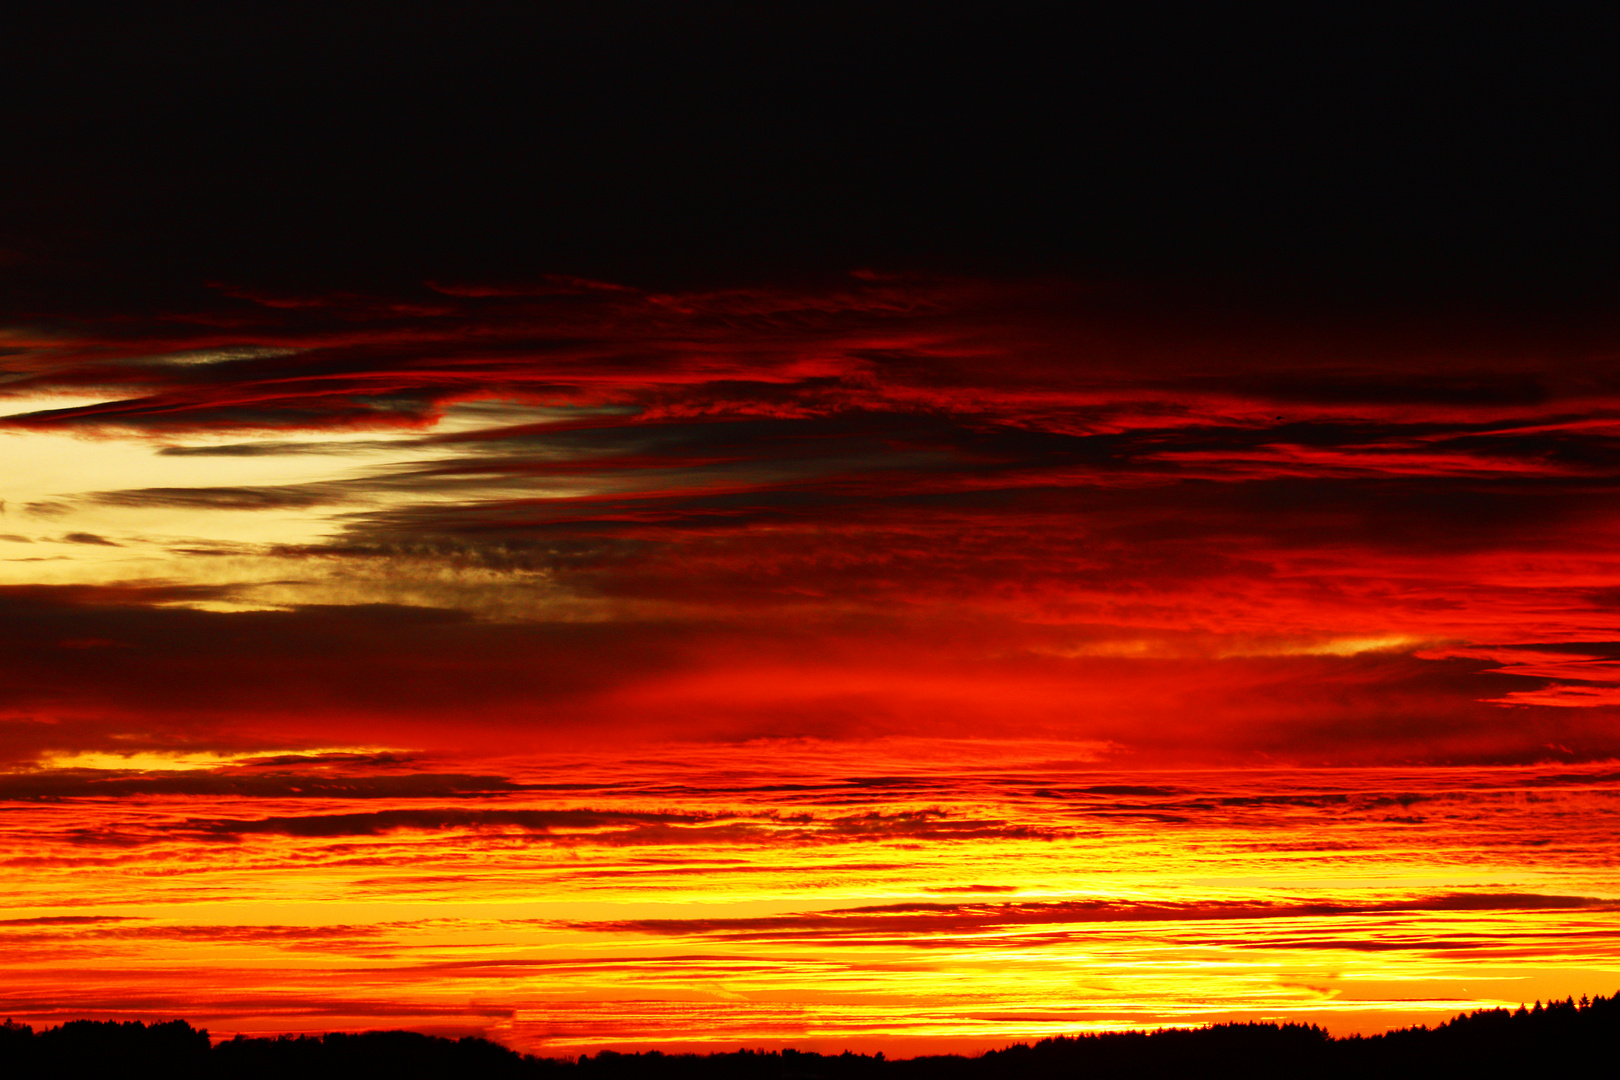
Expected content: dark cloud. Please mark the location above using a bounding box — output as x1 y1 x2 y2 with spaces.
0 915 139 927
0 769 533 801
171 807 1061 847
1 582 241 607
5 277 1619 441
59 532 121 546
235 751 418 768
156 440 400 456
2 581 1617 765
90 484 348 511
1076 785 1181 797
0 921 383 943
0 585 708 760
1218 373 1555 407
182 807 704 840
569 893 1617 941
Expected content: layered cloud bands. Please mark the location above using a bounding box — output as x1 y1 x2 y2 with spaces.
3 275 1620 1049
1 750 1618 1054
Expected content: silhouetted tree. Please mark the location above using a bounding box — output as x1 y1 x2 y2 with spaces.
2 995 1616 1080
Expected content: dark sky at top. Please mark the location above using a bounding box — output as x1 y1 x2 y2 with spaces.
5 6 1619 309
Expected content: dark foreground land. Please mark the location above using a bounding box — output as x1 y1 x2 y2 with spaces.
4 994 1616 1079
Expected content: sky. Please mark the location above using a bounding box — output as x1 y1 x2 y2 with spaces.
3 6 1620 1057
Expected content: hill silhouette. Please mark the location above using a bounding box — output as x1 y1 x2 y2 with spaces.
3 993 1615 1079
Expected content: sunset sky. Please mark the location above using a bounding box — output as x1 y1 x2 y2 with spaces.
3 8 1620 1057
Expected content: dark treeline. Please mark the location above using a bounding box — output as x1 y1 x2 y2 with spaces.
3 994 1616 1079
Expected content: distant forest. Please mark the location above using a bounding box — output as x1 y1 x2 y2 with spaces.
3 994 1616 1079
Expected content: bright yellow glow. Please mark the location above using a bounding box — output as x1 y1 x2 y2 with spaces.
2 753 1617 1055
1223 634 1427 657
1044 635 1426 660
31 747 405 772
0 398 615 611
